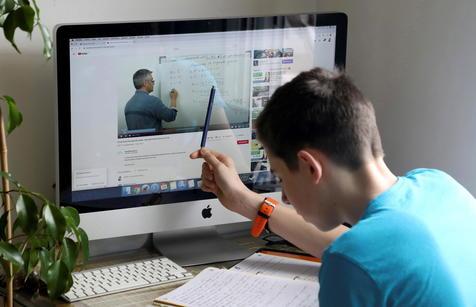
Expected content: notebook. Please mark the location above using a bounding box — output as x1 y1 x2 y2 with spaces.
153 250 321 307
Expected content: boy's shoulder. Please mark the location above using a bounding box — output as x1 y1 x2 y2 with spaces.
320 210 464 306
325 208 431 265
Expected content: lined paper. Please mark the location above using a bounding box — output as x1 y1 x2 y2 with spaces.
156 267 318 307
230 252 321 282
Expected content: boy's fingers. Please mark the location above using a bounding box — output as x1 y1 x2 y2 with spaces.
191 148 233 167
190 150 201 159
200 148 223 169
191 147 234 171
201 182 217 193
202 162 214 176
204 148 233 166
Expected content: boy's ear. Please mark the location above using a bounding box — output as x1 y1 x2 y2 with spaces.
297 150 322 184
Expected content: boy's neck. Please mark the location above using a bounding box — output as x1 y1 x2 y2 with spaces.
333 157 398 225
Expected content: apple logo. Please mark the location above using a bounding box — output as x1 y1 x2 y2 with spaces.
202 205 212 219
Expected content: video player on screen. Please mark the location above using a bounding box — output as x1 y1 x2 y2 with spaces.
125 69 179 132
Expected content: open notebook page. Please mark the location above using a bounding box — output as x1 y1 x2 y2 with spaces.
155 267 318 307
230 252 321 282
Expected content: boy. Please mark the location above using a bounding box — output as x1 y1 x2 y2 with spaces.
191 68 476 306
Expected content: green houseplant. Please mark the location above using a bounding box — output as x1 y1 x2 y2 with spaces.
0 1 89 306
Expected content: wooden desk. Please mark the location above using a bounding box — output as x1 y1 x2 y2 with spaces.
52 235 266 307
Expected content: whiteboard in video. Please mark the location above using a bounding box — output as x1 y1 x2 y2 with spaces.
157 52 251 131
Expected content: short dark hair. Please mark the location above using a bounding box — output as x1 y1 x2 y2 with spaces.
133 69 152 89
256 67 383 171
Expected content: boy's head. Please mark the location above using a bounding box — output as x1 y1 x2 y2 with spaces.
256 67 383 171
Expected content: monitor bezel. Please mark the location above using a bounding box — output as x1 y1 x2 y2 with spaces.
55 12 347 213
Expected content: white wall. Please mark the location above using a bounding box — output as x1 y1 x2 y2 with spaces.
0 0 318 200
315 0 476 194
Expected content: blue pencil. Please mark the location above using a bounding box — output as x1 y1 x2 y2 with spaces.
200 86 216 148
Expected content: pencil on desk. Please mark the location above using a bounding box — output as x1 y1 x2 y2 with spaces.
153 298 187 307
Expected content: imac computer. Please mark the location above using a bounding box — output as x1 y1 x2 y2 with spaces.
55 13 347 265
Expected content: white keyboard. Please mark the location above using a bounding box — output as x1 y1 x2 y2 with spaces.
62 257 193 302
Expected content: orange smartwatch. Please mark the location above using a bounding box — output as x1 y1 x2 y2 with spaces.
251 197 279 237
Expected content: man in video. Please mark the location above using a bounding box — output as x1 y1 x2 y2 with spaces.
125 69 178 132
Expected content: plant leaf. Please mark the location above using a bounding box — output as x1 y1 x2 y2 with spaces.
22 248 38 276
4 0 15 13
29 234 49 251
0 242 24 275
0 212 7 241
16 194 38 235
60 206 79 228
2 10 19 53
38 248 51 281
22 249 30 272
77 227 89 263
69 226 89 264
1 95 23 134
45 260 69 298
22 249 29 273
64 272 73 293
15 5 35 33
43 204 66 241
2 4 35 52
12 216 20 234
68 224 84 264
60 237 78 271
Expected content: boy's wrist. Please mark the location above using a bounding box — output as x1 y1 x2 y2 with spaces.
241 192 267 221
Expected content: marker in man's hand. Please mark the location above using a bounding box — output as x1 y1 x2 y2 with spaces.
200 86 216 148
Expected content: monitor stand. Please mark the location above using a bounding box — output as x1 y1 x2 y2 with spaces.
152 225 254 266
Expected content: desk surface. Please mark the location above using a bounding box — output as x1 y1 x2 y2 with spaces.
50 235 266 307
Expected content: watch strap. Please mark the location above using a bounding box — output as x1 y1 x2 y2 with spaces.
251 197 279 238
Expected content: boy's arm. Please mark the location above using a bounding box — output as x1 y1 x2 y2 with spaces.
190 148 347 258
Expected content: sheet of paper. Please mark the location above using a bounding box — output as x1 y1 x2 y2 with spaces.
230 252 321 282
156 267 319 307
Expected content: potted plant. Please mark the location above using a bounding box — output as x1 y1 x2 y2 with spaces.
0 1 89 306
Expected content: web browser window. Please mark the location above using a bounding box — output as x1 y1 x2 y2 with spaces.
69 26 336 202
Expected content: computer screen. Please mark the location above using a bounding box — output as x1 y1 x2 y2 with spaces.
55 13 347 244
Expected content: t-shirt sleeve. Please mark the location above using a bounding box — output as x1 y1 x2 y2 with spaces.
319 253 382 307
153 97 177 122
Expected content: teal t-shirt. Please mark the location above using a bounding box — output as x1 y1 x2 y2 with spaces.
319 169 476 306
